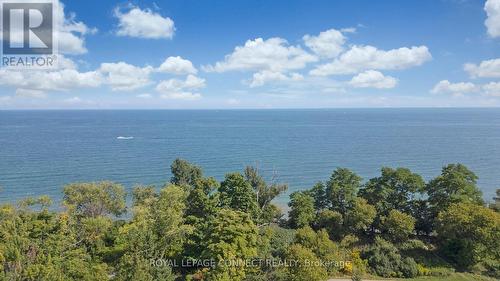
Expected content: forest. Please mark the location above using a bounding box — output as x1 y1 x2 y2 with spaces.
0 159 499 281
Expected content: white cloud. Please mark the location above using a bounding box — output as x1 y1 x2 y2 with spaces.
137 93 152 99
156 74 205 100
56 0 96 54
98 62 153 91
464 58 500 78
430 80 477 96
250 71 303 88
310 45 432 76
303 28 347 58
114 6 175 39
485 0 500 38
0 68 102 92
204 37 317 73
483 82 500 97
157 56 197 74
349 70 397 89
15 89 47 99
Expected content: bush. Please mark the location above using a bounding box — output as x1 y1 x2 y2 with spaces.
362 237 419 278
400 257 419 278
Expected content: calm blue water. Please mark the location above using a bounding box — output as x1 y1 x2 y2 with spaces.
1 109 499 205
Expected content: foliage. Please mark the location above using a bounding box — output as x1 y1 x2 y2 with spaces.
170 158 203 187
427 164 484 219
63 181 127 218
285 244 328 281
381 209 416 243
436 202 500 275
1 161 499 280
288 191 315 228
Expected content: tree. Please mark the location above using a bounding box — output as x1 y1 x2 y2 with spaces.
202 209 258 281
315 210 343 240
326 168 362 215
244 166 288 210
244 166 287 224
436 202 500 271
344 198 376 235
307 182 328 211
285 244 328 281
427 164 484 219
359 167 424 231
219 173 259 218
0 201 109 280
362 237 418 278
288 192 315 228
360 167 425 215
63 181 126 218
381 210 415 243
170 158 203 186
115 185 192 280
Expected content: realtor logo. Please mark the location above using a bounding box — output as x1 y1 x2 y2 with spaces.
1 0 57 69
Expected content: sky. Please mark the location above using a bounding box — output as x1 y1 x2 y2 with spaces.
1 0 500 109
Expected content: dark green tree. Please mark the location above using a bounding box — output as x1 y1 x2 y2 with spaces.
170 158 203 186
219 173 260 219
326 168 362 215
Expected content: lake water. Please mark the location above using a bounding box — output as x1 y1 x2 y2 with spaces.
1 109 499 205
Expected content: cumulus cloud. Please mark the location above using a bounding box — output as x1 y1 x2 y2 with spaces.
114 6 175 39
250 71 303 88
56 0 96 54
204 38 317 73
157 56 198 74
464 58 500 78
485 0 500 38
0 67 102 93
156 74 205 100
349 70 397 89
310 45 432 76
483 82 500 97
431 80 477 96
98 62 153 91
303 28 347 58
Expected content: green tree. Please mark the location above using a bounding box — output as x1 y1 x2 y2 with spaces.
288 192 316 228
307 182 328 211
170 158 203 186
115 185 192 280
427 164 484 219
202 209 258 281
381 210 415 243
285 244 328 281
219 173 259 219
63 181 126 218
326 168 362 215
0 200 109 280
436 202 500 271
344 197 376 235
244 166 287 223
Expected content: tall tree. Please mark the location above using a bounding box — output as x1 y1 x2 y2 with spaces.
244 166 288 210
170 158 203 187
202 209 258 281
219 173 260 219
427 164 484 218
326 168 362 215
288 192 316 228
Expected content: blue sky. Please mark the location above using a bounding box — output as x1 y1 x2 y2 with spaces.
1 0 500 109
